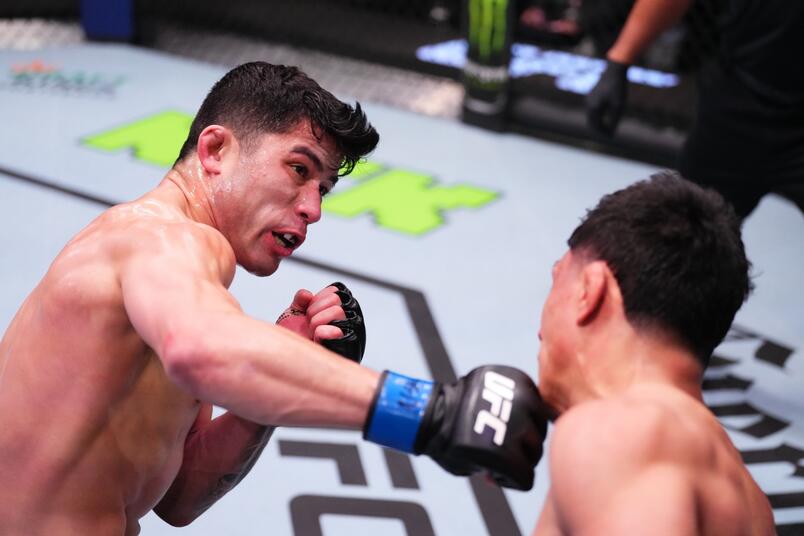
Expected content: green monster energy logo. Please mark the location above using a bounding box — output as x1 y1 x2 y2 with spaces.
82 111 498 236
468 0 509 63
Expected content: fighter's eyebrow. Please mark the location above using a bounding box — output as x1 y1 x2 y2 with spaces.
291 145 324 172
291 145 340 184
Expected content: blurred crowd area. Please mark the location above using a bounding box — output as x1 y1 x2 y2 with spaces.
1 0 722 74
514 0 720 73
1 0 724 163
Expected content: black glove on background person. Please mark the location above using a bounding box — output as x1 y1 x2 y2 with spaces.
321 282 366 364
586 59 630 136
364 365 549 490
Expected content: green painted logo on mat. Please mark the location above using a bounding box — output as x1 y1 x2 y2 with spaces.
83 111 193 167
81 112 498 236
324 166 497 235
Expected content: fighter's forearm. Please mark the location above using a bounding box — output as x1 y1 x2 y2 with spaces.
160 311 379 429
154 413 275 526
607 0 693 64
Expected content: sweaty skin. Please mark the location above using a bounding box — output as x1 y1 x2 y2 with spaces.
0 121 379 535
533 385 775 536
532 250 774 536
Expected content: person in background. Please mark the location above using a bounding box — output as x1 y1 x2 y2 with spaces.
587 0 804 219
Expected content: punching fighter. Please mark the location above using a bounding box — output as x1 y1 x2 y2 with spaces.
532 172 775 535
0 62 549 536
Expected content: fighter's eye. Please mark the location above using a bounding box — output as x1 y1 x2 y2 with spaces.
292 164 308 177
319 184 331 197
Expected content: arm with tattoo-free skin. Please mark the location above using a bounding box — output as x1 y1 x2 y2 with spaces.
606 0 693 63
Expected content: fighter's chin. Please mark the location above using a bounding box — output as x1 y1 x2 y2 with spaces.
239 256 281 277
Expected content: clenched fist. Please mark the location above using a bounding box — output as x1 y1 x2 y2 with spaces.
276 281 366 363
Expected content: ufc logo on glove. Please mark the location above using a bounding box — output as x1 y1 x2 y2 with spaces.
364 365 548 490
473 371 515 445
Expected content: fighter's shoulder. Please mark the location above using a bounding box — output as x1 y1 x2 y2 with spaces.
107 200 232 260
550 394 689 469
97 200 236 282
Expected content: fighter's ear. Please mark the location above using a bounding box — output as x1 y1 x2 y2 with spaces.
197 125 234 175
577 260 608 325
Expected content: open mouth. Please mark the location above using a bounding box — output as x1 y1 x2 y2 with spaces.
272 232 300 249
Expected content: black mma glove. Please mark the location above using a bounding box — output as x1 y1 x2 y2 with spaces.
586 59 629 136
363 365 549 490
320 282 366 364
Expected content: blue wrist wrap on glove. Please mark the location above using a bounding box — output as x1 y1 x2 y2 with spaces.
364 371 434 452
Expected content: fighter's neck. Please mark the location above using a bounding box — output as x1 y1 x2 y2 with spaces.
572 336 705 407
158 165 218 229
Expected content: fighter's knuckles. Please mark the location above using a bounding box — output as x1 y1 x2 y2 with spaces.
307 292 341 317
313 285 338 301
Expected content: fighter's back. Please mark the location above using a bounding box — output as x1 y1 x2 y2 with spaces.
646 386 776 535
0 201 206 535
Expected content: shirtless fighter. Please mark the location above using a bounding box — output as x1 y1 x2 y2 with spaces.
532 172 775 535
0 62 549 535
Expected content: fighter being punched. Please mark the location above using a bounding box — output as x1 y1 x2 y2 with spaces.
531 173 774 535
0 62 549 536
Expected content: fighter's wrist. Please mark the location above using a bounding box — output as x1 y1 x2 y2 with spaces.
363 370 435 453
605 46 634 66
604 59 630 77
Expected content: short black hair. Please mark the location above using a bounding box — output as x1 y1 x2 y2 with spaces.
176 62 379 175
568 171 753 367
